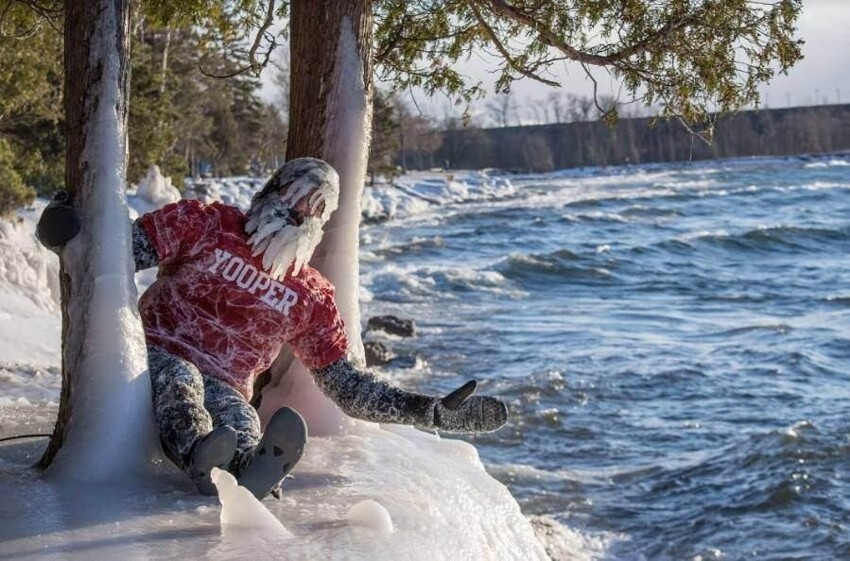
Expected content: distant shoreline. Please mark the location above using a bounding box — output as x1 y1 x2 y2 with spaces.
429 104 850 173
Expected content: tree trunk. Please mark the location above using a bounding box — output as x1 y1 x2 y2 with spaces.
159 28 171 95
256 0 373 434
39 0 156 478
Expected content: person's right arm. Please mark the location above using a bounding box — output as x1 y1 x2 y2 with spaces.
131 220 159 270
37 191 160 271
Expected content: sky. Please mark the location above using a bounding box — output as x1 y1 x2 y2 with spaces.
760 0 850 107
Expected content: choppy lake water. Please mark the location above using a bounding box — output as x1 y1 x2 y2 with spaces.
360 155 850 560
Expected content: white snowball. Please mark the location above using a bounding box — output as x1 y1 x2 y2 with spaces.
346 499 394 534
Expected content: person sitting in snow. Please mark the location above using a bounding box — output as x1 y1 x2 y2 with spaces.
36 157 508 500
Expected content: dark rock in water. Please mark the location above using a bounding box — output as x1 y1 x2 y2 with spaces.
364 341 395 366
367 315 416 337
362 213 389 225
387 354 419 369
527 514 574 560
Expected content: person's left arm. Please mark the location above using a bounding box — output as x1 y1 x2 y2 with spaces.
309 358 508 433
288 270 509 434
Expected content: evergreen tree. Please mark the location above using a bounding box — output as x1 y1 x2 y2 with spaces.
0 3 64 199
0 139 35 216
367 90 401 184
128 29 185 183
374 1 803 135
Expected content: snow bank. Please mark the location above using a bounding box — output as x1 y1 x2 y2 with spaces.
361 171 517 222
0 203 61 368
0 203 60 312
126 165 181 216
183 176 263 210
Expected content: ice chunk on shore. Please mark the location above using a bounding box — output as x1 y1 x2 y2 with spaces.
212 467 293 539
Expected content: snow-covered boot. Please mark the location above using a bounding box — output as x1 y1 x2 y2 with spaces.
188 425 238 496
238 407 307 500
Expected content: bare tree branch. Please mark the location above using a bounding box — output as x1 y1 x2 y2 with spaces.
198 0 279 79
247 0 277 72
483 0 699 67
7 0 61 34
469 3 559 87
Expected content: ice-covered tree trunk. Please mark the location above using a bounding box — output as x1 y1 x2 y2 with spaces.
39 0 156 478
256 0 372 434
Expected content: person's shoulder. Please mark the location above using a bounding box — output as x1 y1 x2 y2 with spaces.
198 200 241 216
205 201 246 231
144 198 207 219
143 200 245 234
163 199 242 215
167 198 204 212
292 265 335 294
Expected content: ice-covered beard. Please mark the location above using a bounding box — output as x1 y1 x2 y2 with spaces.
245 200 325 280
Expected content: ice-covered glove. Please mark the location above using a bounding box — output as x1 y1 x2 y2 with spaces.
311 360 509 434
433 380 508 433
36 190 81 250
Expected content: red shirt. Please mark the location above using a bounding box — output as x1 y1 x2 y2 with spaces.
138 200 348 399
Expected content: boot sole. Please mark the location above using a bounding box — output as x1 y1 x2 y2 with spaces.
189 426 238 496
238 407 307 500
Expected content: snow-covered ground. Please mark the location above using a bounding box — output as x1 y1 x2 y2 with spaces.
0 168 579 560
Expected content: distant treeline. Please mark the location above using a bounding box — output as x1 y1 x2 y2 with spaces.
424 104 850 172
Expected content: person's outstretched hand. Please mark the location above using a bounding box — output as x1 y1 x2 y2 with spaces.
433 380 509 433
36 190 80 250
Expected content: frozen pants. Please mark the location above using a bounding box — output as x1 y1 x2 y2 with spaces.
147 345 261 476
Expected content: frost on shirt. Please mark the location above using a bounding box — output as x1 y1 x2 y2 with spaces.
137 200 348 399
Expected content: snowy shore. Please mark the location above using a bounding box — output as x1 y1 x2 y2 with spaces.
0 168 571 560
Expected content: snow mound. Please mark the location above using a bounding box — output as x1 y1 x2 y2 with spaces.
130 165 181 214
0 203 60 313
347 499 394 534
362 172 516 222
0 204 61 367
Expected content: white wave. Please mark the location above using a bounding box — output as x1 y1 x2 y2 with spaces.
565 211 630 223
528 514 624 561
364 262 525 301
803 159 850 168
679 229 730 242
775 181 850 192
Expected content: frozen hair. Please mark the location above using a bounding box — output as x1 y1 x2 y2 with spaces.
246 157 340 225
245 158 340 278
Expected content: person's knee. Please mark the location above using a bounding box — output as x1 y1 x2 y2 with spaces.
148 347 203 389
